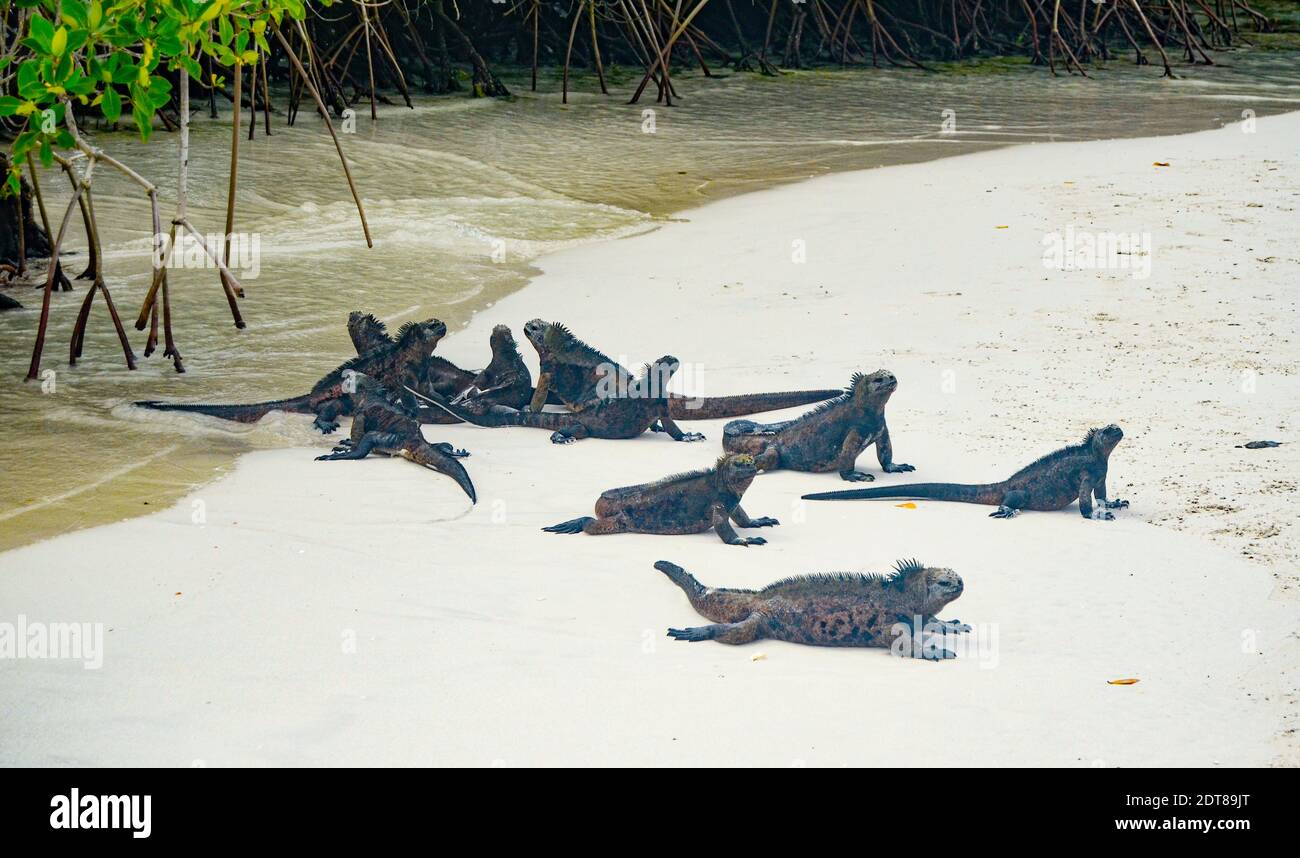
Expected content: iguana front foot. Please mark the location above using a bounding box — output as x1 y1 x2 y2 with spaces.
677 431 707 443
989 505 1019 519
882 462 915 473
930 619 972 634
920 645 958 661
549 431 577 445
667 625 721 642
727 536 767 547
742 517 780 528
1090 509 1116 521
839 469 875 482
431 442 470 458
313 417 340 434
1104 498 1129 509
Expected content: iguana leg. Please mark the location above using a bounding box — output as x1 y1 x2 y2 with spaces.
925 615 972 634
875 425 915 473
1079 478 1113 520
1094 475 1129 510
731 505 779 528
313 399 345 434
658 416 705 443
528 373 552 413
549 424 590 445
430 441 470 458
836 429 874 482
316 431 400 461
989 489 1026 519
668 612 764 644
712 505 766 546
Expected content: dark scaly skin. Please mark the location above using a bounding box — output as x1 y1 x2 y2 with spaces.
543 454 776 546
655 559 968 657
347 311 393 355
521 319 842 420
314 374 476 503
136 319 449 433
421 356 708 445
403 324 535 426
722 369 913 482
453 325 534 410
802 424 1129 521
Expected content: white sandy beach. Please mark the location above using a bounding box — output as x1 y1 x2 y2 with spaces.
1 113 1297 767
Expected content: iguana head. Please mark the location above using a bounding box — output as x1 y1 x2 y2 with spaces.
489 324 518 354
851 369 898 406
716 453 759 489
1086 424 1124 456
394 318 447 357
647 355 681 397
887 558 964 615
920 566 964 615
523 318 552 352
347 311 391 352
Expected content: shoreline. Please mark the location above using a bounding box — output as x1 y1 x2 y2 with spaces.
5 56 1300 554
2 114 1297 766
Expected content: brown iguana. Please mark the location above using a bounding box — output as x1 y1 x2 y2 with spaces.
137 318 448 433
521 319 842 420
418 355 708 444
314 373 476 503
803 424 1128 520
543 453 776 546
722 369 913 482
654 558 968 658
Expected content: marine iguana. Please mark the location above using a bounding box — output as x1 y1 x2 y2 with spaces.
314 373 476 503
654 558 968 657
137 318 448 433
521 319 842 419
722 369 914 482
802 424 1129 520
543 453 776 546
419 355 708 444
347 311 393 355
452 324 534 410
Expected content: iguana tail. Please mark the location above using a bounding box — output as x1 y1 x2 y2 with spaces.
420 391 570 431
135 393 315 423
802 482 1004 505
668 389 842 420
654 560 707 600
408 441 477 504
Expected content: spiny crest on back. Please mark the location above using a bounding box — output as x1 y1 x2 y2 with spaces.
544 322 616 365
394 319 438 345
759 558 927 597
794 372 862 420
646 454 744 490
349 312 390 340
1018 433 1094 472
758 570 897 597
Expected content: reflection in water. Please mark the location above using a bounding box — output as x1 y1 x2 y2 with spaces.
2 56 1297 550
